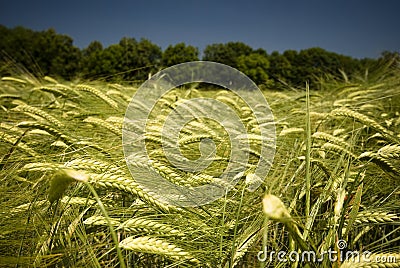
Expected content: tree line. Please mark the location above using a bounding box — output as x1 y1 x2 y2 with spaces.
0 25 398 88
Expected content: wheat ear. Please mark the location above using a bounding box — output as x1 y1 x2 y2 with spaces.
65 158 124 175
322 143 357 159
17 121 74 145
0 132 37 156
88 173 179 213
119 236 199 264
331 107 390 135
353 211 399 224
83 215 121 227
13 103 64 127
35 86 69 98
359 152 399 176
312 131 350 149
118 217 181 235
377 144 400 159
75 84 118 109
83 116 122 136
1 77 27 84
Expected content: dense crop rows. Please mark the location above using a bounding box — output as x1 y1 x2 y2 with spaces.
0 66 399 267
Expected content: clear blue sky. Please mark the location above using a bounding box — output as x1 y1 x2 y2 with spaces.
1 0 399 59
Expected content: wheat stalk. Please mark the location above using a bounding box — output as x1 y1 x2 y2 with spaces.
186 120 218 137
0 122 24 134
106 89 132 102
347 89 378 99
48 169 89 204
263 194 310 251
149 159 190 186
0 94 22 101
359 103 384 112
73 140 111 156
333 98 354 107
311 159 333 179
105 116 124 127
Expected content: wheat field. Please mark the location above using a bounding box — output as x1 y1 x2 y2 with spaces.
0 66 399 267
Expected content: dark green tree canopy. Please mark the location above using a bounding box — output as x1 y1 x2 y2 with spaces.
203 42 254 68
268 51 292 82
162 43 199 67
0 25 394 87
0 26 81 79
236 53 270 85
81 37 162 80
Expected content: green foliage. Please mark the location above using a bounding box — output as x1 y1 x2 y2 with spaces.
80 41 104 78
203 42 254 68
0 25 398 88
0 25 81 79
162 43 199 67
80 37 162 81
268 51 292 82
236 53 270 85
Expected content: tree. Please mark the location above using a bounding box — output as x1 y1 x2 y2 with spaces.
268 51 292 85
0 26 81 79
295 47 366 86
236 53 270 85
203 42 253 68
36 28 81 79
83 41 103 56
81 41 104 78
97 44 124 79
0 25 381 85
162 43 199 67
81 38 162 81
118 37 140 79
135 38 162 79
